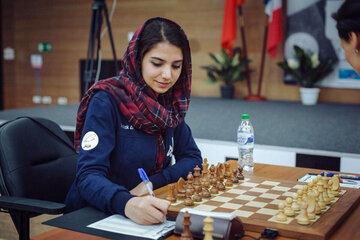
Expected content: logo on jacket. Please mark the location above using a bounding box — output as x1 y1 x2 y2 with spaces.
120 124 134 130
167 137 174 158
81 131 99 151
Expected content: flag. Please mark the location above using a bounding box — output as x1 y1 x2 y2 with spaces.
264 0 283 58
221 0 246 55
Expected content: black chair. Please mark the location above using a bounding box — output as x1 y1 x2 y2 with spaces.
0 117 77 240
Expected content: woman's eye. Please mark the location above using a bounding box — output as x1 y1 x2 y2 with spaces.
151 62 161 67
172 65 181 69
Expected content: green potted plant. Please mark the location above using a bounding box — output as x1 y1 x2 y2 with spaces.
278 45 337 105
201 47 250 99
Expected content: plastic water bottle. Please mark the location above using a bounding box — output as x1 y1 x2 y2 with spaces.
237 114 254 172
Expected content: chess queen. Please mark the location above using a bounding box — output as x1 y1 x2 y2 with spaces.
65 17 202 225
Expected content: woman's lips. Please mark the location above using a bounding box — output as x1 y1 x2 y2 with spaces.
155 80 170 88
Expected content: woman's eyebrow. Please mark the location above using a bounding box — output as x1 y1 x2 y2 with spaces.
151 57 183 63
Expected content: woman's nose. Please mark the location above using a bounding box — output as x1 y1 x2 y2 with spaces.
162 66 171 80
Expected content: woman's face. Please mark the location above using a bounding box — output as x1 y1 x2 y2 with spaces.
340 32 360 75
141 41 183 95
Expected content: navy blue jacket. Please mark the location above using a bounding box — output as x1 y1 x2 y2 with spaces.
65 91 202 216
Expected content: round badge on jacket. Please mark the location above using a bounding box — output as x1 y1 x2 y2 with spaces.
81 131 99 151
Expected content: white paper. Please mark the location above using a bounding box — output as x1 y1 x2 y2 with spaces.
87 214 175 239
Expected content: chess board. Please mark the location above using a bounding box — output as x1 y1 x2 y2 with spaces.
156 176 360 240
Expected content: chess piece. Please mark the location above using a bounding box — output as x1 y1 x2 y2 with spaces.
187 172 195 195
331 175 340 196
184 188 194 206
321 178 330 205
292 193 300 211
307 182 313 194
177 177 186 199
193 185 202 202
201 179 211 198
210 174 219 194
216 167 226 191
297 202 310 225
209 164 216 183
202 158 209 180
297 190 303 206
237 166 245 180
193 165 202 188
224 163 233 187
302 185 308 201
276 203 287 222
232 169 239 183
218 163 225 177
328 180 335 201
203 216 214 240
307 192 316 220
317 180 326 210
224 162 231 179
180 211 193 240
284 197 295 217
166 184 177 203
314 190 322 215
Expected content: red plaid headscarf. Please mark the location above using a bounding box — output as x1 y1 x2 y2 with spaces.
74 17 191 172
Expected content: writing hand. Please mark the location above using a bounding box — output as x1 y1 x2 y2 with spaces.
124 196 170 225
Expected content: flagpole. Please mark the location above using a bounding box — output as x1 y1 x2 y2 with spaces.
254 18 268 100
237 6 253 98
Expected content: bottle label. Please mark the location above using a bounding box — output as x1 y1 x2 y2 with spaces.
238 134 254 147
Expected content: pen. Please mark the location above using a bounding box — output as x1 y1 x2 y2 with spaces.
320 172 360 180
138 168 155 197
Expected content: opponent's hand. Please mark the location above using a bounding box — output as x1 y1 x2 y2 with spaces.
124 196 170 225
130 181 153 196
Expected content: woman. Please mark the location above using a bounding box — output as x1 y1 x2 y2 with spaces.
65 17 202 225
333 0 360 74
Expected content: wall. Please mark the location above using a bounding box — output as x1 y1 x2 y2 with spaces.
2 0 360 109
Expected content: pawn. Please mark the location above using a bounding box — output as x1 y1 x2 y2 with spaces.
237 166 245 180
201 180 211 198
292 193 300 211
180 211 193 240
224 162 231 178
225 170 233 187
297 202 310 225
297 189 303 206
184 188 194 206
210 176 219 194
203 216 214 240
166 184 177 203
284 197 295 217
193 185 202 202
302 186 308 201
276 203 287 222
231 169 239 183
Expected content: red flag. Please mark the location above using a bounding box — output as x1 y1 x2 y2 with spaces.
221 0 246 55
264 0 283 57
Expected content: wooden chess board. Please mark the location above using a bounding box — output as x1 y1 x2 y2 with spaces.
156 176 360 240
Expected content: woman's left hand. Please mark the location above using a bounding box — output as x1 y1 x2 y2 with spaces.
130 181 153 196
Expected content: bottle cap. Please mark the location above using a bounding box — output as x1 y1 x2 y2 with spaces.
241 114 250 120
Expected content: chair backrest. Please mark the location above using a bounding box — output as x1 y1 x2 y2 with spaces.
0 117 77 204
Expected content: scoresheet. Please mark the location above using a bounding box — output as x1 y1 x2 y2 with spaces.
87 214 175 239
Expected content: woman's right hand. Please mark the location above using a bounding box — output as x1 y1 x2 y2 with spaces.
124 196 170 225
